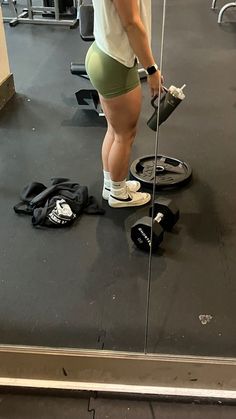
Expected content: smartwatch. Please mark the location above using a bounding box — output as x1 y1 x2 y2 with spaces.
146 63 159 76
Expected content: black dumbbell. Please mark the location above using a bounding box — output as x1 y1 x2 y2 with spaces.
131 198 179 252
150 198 180 231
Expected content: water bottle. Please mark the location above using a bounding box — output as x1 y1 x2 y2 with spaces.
147 84 186 131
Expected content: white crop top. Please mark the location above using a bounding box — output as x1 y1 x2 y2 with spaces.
92 0 152 68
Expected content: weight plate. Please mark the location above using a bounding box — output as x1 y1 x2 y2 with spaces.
130 154 192 190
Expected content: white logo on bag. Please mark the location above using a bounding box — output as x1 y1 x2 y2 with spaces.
48 199 76 224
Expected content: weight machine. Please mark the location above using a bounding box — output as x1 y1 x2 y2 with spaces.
1 0 78 26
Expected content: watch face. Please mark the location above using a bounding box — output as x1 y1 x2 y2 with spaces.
148 66 157 75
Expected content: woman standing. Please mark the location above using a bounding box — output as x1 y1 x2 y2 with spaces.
86 0 163 208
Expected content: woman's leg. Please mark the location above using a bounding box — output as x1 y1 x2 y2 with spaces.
100 86 150 207
100 85 141 181
102 123 115 172
101 120 141 200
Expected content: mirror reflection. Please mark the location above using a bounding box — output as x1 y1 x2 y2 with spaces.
0 0 166 353
147 0 236 358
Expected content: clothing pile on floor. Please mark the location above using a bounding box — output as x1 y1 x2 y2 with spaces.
14 178 105 228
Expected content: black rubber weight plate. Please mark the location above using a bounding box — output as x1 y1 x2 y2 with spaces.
130 154 192 190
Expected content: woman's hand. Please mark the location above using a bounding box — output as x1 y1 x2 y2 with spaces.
148 70 164 97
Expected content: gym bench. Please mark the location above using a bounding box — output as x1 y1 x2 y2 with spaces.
70 2 105 115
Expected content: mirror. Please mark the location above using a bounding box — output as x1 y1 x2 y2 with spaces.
147 0 236 359
0 0 168 355
1 0 235 396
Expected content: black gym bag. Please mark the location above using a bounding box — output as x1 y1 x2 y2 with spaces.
14 178 105 228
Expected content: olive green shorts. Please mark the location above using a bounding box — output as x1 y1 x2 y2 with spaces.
85 42 140 99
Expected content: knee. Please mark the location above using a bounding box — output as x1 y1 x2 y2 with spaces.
107 125 115 138
115 125 137 145
129 125 137 142
127 126 137 147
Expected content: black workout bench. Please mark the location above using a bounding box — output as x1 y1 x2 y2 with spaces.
70 2 105 115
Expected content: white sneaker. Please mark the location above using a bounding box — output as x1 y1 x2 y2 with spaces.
108 190 151 208
102 180 141 200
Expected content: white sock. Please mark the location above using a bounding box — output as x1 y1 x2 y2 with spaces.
110 179 127 198
103 170 111 190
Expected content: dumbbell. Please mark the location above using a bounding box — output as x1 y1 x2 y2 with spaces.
131 198 180 252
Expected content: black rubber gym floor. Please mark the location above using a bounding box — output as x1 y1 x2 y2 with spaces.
0 392 236 419
1 0 236 355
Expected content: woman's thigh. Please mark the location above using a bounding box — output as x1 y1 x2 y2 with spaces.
99 85 142 138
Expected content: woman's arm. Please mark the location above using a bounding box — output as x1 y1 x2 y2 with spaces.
113 0 163 96
113 0 155 68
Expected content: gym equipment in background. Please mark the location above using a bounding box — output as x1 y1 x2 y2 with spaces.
131 198 179 252
211 0 236 23
70 2 104 116
1 0 23 24
130 84 192 190
1 0 77 26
